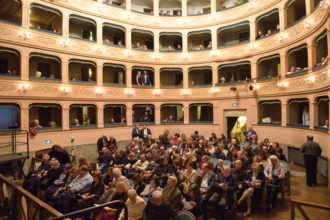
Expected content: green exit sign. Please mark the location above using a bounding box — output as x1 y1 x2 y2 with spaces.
232 103 237 107
46 140 52 144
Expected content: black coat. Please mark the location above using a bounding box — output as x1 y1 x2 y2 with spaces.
143 199 178 220
132 128 141 139
97 137 108 152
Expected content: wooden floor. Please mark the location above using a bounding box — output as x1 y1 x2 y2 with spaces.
238 164 330 220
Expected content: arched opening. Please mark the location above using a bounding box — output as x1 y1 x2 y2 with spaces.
69 59 96 83
132 104 155 124
159 32 182 52
0 47 20 77
132 66 154 87
286 0 306 28
103 23 125 47
217 0 248 11
0 0 22 25
29 53 61 81
218 61 251 84
161 104 184 123
288 98 310 127
131 0 153 14
159 0 182 16
0 103 20 130
103 63 126 86
188 30 212 51
257 54 280 80
256 9 280 40
103 0 126 9
132 29 154 51
69 104 97 127
217 21 250 47
258 100 281 125
188 66 212 86
287 43 308 76
104 104 127 126
315 96 329 130
30 3 62 35
314 30 328 68
189 103 213 123
187 0 210 15
29 103 62 129
69 14 96 41
160 68 183 87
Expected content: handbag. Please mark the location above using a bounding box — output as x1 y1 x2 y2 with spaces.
102 209 116 220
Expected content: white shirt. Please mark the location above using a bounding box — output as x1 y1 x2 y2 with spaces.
302 110 310 125
201 172 209 188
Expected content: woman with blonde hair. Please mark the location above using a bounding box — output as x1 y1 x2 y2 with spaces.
136 71 142 86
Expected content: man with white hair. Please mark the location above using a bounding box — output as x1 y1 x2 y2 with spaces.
162 176 182 211
119 189 146 220
264 155 285 212
110 167 129 187
142 190 178 220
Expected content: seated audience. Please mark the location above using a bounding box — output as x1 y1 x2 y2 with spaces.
196 163 216 195
162 176 182 211
184 183 207 219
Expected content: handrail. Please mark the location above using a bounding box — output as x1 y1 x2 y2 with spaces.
291 199 330 220
0 173 63 219
51 200 128 220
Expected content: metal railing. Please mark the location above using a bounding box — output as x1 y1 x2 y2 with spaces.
51 200 128 220
291 199 330 220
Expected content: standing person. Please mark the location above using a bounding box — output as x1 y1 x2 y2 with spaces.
300 136 322 186
302 105 310 125
140 125 151 143
136 71 142 86
142 70 151 86
132 124 141 139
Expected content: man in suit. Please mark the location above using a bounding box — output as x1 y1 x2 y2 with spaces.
159 130 170 148
300 135 322 186
196 163 216 195
207 165 237 219
140 125 151 143
140 111 151 122
141 70 151 86
162 176 182 212
132 124 141 140
97 135 108 153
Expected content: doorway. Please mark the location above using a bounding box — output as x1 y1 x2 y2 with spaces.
224 110 247 143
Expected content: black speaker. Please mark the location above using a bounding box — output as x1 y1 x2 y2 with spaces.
249 85 254 91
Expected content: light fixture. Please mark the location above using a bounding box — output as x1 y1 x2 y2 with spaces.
18 83 31 90
20 31 31 40
95 46 105 53
277 81 289 88
211 51 221 56
123 12 133 20
254 84 260 90
95 87 105 94
304 21 311 28
124 88 134 95
152 53 161 59
249 0 257 8
305 76 315 84
60 40 72 47
152 89 162 95
59 86 71 93
181 89 191 95
249 43 258 49
124 50 134 56
180 53 191 59
210 87 219 94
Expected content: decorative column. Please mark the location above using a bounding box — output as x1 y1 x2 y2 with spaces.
154 66 160 89
328 101 330 135
307 43 316 73
126 29 132 49
62 107 70 131
61 59 69 84
21 53 29 81
182 32 188 53
155 103 161 125
62 14 70 38
211 0 217 13
126 103 133 126
97 106 104 128
20 107 29 131
305 0 315 15
250 61 258 79
126 65 132 88
182 66 189 89
96 62 103 86
153 0 159 16
309 101 315 129
21 1 30 28
251 104 258 125
281 103 287 127
327 29 330 58
213 103 219 125
182 0 187 16
279 8 287 31
154 32 160 52
96 21 103 44
280 53 288 78
212 66 218 86
250 19 257 42
126 0 132 11
184 103 189 124
313 101 319 128
211 29 217 50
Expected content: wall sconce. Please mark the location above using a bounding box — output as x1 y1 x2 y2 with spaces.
305 76 315 84
124 50 134 56
277 81 289 88
95 87 105 94
95 46 105 53
249 1 257 8
60 40 72 47
303 21 311 28
152 17 161 24
210 87 219 94
18 83 31 91
181 89 191 95
211 51 221 56
125 88 134 96
152 53 161 59
181 18 191 25
276 33 287 41
123 12 133 20
180 53 191 59
152 89 162 95
20 31 31 40
59 86 71 93
249 43 258 49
